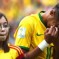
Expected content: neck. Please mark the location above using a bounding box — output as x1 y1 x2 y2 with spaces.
41 13 47 23
0 41 3 49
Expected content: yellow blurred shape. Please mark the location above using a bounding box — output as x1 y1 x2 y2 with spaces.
41 0 57 6
23 0 31 7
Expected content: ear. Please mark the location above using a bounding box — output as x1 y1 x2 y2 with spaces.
50 9 55 16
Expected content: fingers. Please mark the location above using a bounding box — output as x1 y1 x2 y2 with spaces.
51 27 56 36
45 28 49 34
44 26 59 44
45 26 55 35
54 27 58 36
50 27 58 36
45 26 58 37
48 26 55 34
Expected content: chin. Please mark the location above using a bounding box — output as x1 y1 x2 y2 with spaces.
46 24 50 28
46 25 50 28
0 36 6 41
0 38 6 41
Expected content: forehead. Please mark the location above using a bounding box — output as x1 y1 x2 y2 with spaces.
0 16 7 23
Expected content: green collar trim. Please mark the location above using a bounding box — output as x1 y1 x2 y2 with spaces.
46 47 51 59
38 13 47 27
19 46 29 51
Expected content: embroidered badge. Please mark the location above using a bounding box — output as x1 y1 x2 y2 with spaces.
17 27 26 38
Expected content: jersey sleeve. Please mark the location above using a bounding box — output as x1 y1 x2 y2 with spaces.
9 45 24 59
14 16 33 51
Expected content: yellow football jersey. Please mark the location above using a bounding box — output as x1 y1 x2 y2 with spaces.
14 13 53 59
0 45 24 59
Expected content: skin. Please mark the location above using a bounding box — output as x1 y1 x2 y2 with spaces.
0 12 59 59
23 8 59 59
0 16 9 48
40 8 59 59
40 8 59 44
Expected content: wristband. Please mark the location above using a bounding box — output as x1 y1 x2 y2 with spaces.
38 40 49 51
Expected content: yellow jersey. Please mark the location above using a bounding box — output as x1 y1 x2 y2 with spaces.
14 13 53 59
0 45 24 59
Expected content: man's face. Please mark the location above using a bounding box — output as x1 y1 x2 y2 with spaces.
46 9 59 28
0 16 9 41
46 16 59 27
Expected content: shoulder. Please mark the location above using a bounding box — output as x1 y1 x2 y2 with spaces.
20 14 38 24
9 44 24 59
9 44 24 55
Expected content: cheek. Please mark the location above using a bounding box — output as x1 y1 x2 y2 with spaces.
6 29 9 35
47 19 57 27
47 21 54 27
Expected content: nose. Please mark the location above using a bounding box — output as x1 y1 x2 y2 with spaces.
0 25 5 32
2 27 5 31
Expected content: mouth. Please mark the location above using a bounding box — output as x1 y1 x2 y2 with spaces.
0 34 6 36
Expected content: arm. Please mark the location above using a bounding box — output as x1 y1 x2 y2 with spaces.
23 26 59 59
24 47 43 59
24 39 49 59
53 47 59 59
53 33 59 59
14 16 33 51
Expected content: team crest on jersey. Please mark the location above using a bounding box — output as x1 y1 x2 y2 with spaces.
17 27 26 38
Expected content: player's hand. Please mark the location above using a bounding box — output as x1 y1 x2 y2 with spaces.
52 27 59 50
44 26 58 44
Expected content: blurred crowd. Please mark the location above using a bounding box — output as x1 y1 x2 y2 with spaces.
0 0 58 44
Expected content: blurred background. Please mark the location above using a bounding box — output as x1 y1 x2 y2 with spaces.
0 0 58 44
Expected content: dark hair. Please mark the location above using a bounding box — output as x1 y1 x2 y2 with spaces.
3 33 10 53
54 3 59 21
0 13 8 22
0 13 9 52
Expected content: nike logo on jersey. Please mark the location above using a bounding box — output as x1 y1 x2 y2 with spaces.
36 33 43 36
